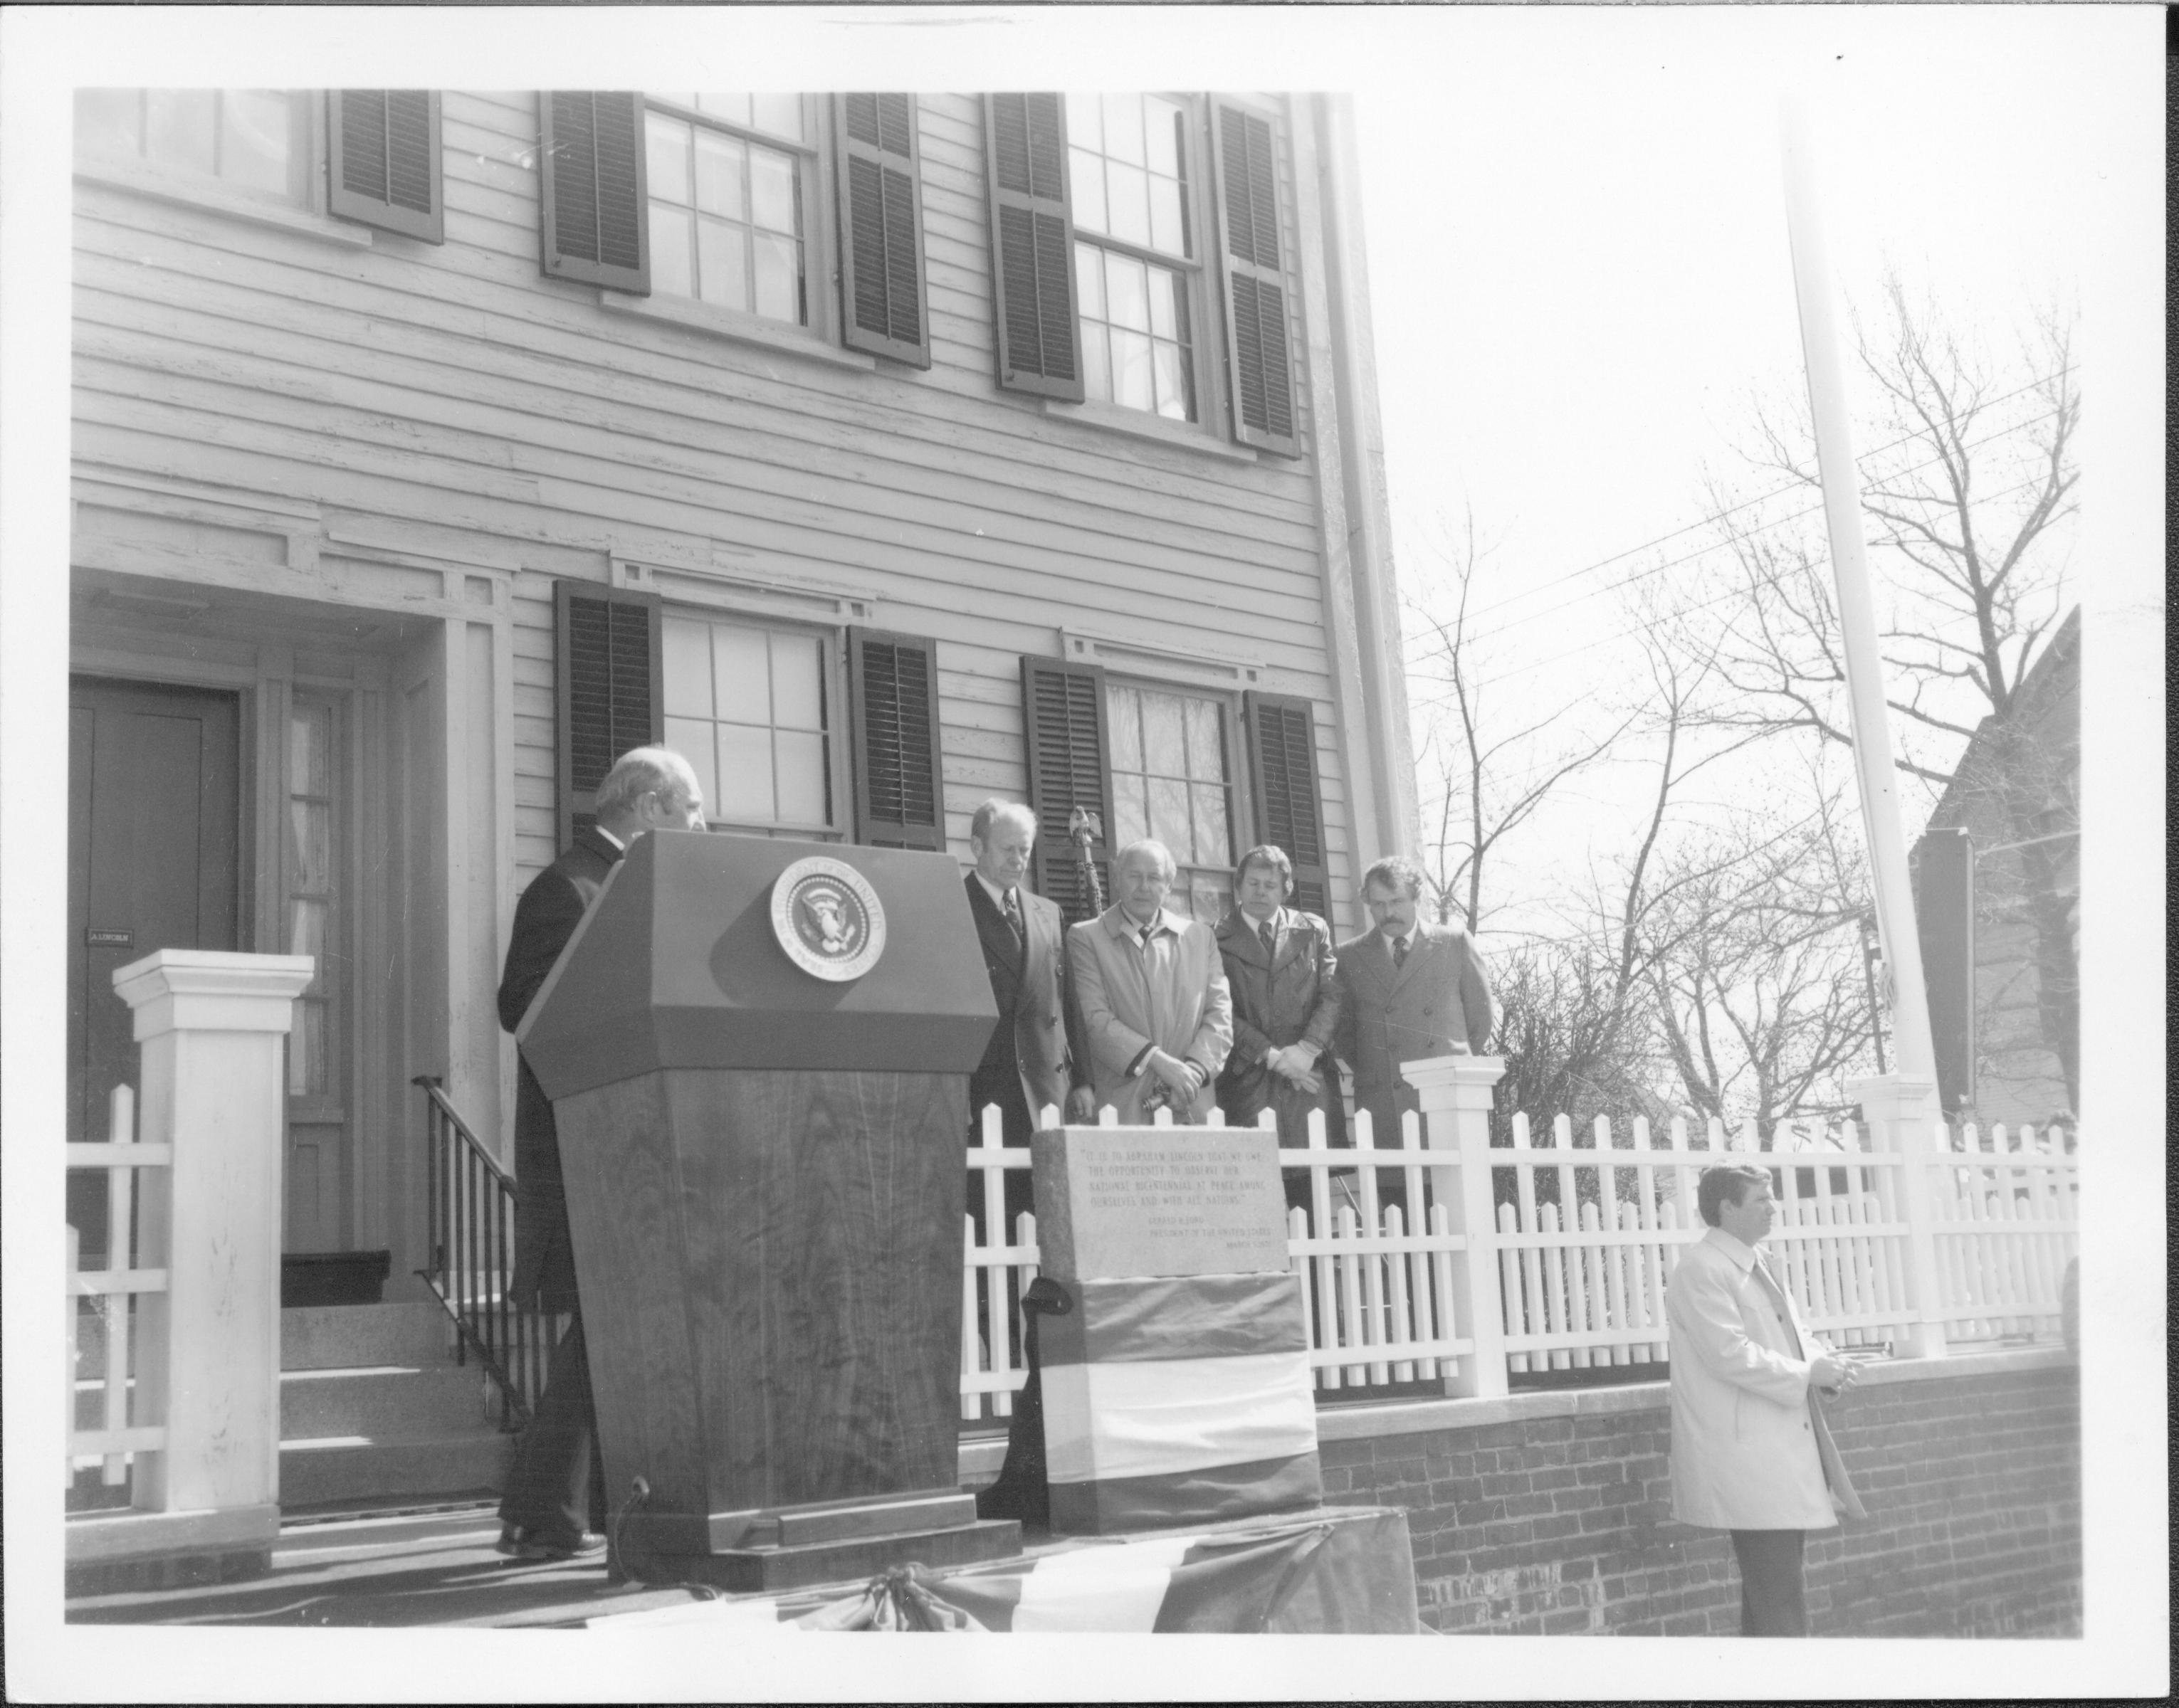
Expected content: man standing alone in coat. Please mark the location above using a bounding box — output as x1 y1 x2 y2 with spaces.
494 746 705 1564
962 799 1080 1236
1667 1164 1867 1635
1333 854 1493 1216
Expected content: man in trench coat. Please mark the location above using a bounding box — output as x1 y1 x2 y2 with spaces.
1667 1163 1869 1635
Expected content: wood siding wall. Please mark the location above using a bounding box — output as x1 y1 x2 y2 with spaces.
72 90 1360 924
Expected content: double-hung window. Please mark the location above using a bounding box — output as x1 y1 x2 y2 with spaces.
75 89 309 204
1068 95 1199 423
661 612 837 838
644 94 813 327
1106 681 1234 923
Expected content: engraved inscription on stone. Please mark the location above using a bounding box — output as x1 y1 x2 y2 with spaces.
1032 1127 1289 1280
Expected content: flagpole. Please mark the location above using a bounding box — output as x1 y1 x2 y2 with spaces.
1778 97 1938 1083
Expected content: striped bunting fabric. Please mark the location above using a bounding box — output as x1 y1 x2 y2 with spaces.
585 1510 1420 1632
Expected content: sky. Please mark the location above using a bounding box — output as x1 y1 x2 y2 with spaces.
1 8 2164 1701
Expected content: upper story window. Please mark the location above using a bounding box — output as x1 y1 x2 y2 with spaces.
1068 95 1197 423
644 94 812 327
75 89 308 204
1106 681 1234 924
661 611 836 838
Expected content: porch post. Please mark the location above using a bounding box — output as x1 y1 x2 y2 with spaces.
1405 1053 1509 1398
114 950 315 1523
1849 1072 1950 1359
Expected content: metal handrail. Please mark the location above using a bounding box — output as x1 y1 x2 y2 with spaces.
412 1075 552 1428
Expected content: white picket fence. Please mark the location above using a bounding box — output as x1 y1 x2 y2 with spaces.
67 1085 169 1487
959 1088 2079 1420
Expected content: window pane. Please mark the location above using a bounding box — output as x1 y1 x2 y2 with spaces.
750 94 803 141
695 93 755 128
1106 254 1149 332
1073 241 1105 320
646 114 692 206
1148 776 1192 858
1101 95 1144 165
711 624 770 723
1142 692 1187 777
1106 685 1143 772
774 729 827 824
663 717 720 815
1144 99 1180 178
1184 695 1224 778
1192 783 1231 868
288 897 327 968
697 218 749 311
75 90 142 157
649 205 695 297
750 147 796 232
1110 773 1148 853
1066 93 1101 152
1110 329 1152 412
752 233 800 323
290 703 329 796
770 632 824 729
221 90 290 194
290 1000 326 1096
1153 343 1192 423
1185 869 1229 926
1148 266 1178 340
1080 321 1111 404
289 801 331 893
146 90 216 175
1149 175 1184 257
713 722 775 822
1071 149 1107 238
694 129 745 220
1106 162 1150 248
661 617 715 717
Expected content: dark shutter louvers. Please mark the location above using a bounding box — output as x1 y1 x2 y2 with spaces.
538 92 650 294
1244 691 1330 916
1020 656 1115 924
327 90 444 243
836 95 930 367
849 628 944 849
1209 102 1299 457
983 94 1083 401
555 580 662 848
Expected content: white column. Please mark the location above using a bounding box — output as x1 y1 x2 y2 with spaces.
1405 1053 1509 1398
115 950 315 1522
1849 1072 1950 1359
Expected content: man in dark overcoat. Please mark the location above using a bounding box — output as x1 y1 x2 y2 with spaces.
1333 853 1494 1219
962 798 1079 1238
494 745 705 1562
1214 844 1345 1216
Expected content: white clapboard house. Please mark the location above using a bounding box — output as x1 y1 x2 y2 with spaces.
65 89 1414 1514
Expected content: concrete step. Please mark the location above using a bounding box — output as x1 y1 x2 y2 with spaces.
280 1362 500 1440
278 1431 515 1509
282 1302 456 1371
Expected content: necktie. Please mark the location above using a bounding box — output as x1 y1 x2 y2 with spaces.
1259 919 1277 959
1002 887 1024 949
1140 922 1157 952
1750 1252 1803 1358
1392 934 1409 969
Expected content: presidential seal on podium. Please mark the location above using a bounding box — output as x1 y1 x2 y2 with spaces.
771 854 888 981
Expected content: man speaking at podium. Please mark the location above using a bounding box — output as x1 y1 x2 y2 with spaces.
495 747 706 1564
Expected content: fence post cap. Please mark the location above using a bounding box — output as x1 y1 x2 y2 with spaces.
113 950 317 1039
1845 1075 1939 1117
1400 1053 1506 1105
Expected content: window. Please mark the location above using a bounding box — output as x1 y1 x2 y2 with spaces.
285 697 340 1100
644 94 812 326
1106 682 1234 924
75 89 308 204
662 613 836 837
1069 95 1198 422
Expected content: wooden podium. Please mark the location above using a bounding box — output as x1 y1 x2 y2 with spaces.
517 830 1020 1589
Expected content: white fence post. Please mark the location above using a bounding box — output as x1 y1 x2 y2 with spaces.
1849 1072 1949 1359
112 950 314 1532
1405 1053 1509 1399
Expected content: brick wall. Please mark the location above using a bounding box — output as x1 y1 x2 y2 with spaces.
1315 1349 2080 1637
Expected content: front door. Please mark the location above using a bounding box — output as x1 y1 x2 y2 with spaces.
67 677 241 1260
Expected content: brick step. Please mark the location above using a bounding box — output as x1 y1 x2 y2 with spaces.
280 1362 500 1440
279 1430 515 1509
282 1302 456 1371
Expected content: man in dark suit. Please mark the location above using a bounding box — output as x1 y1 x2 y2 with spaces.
962 798 1080 1238
1214 843 1345 1216
1333 853 1493 1219
495 745 705 1564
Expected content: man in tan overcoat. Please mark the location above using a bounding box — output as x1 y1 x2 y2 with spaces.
1667 1164 1868 1635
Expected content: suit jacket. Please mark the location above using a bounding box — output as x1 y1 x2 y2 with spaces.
1333 920 1493 1139
1069 905 1233 1124
1214 906 1347 1146
965 874 1072 1139
500 825 623 1313
1666 1227 1866 1531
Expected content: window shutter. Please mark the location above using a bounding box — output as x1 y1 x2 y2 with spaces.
327 91 444 243
1020 655 1114 923
1208 102 1300 457
982 94 1083 401
834 95 930 369
538 92 650 294
849 628 943 850
1244 691 1330 917
554 579 663 848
